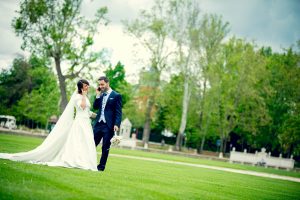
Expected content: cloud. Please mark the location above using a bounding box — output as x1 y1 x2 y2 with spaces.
0 0 23 56
81 0 154 24
92 24 146 83
200 0 300 51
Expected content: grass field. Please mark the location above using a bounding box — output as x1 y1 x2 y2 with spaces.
0 133 300 200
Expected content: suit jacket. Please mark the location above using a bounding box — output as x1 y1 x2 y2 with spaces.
93 90 122 130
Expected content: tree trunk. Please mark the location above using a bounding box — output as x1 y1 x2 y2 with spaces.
199 135 206 153
142 118 151 146
221 136 227 153
198 114 212 154
175 78 191 151
218 100 225 154
142 96 155 145
197 77 208 153
54 56 68 113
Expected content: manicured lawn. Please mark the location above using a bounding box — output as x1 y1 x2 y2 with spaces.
110 148 300 178
0 133 299 200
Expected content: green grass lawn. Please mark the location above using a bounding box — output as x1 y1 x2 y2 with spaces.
110 148 300 178
0 133 300 200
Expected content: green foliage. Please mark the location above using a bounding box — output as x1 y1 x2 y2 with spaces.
104 61 130 106
203 38 271 153
0 57 31 113
158 74 184 133
14 79 59 126
122 92 145 128
123 0 174 143
121 69 159 129
13 0 109 111
224 38 270 134
196 13 230 59
123 0 299 157
279 116 300 156
0 55 59 126
261 48 300 156
13 0 108 59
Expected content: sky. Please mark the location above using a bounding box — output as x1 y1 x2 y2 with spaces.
0 0 299 83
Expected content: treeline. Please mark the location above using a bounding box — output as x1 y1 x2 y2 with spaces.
123 46 300 161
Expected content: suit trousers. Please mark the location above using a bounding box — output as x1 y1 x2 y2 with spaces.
93 121 113 169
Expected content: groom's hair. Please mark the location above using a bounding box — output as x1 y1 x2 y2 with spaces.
98 76 109 83
77 79 89 94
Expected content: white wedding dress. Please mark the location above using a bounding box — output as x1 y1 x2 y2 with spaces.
0 91 97 171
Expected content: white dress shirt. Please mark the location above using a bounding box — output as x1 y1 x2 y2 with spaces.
98 88 112 123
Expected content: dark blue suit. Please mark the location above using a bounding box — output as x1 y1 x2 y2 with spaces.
93 90 122 170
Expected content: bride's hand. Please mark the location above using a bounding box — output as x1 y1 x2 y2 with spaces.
82 89 88 96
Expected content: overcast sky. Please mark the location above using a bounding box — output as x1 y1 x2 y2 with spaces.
0 0 299 83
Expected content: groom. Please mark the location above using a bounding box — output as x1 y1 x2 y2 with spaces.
93 76 122 171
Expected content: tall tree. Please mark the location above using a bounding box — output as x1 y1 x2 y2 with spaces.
104 61 130 107
211 38 270 153
158 74 184 134
122 83 145 131
0 55 59 127
123 0 172 146
193 14 229 153
262 47 300 157
13 0 108 112
14 77 60 128
168 0 202 150
0 57 31 114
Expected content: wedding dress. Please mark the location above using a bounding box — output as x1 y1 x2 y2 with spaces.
0 91 97 171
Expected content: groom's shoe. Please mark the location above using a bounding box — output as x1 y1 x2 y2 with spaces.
97 164 105 171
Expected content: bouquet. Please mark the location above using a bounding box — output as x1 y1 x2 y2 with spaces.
110 131 122 146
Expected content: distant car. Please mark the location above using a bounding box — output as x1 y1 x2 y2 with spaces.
0 115 17 129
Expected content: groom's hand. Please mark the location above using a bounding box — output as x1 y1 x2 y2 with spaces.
96 87 101 96
114 125 119 132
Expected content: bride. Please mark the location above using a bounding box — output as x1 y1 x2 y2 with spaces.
0 79 97 171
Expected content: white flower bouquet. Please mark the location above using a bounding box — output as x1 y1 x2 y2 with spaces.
110 132 122 146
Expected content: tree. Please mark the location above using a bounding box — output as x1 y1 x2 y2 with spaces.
262 47 300 157
13 0 108 112
122 83 145 130
158 74 184 134
104 61 130 107
167 0 203 150
123 0 172 146
0 55 60 127
193 13 229 153
14 82 59 128
0 57 31 114
211 38 270 153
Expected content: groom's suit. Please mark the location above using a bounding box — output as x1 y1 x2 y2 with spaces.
93 89 122 171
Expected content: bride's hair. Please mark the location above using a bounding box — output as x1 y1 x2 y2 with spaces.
77 79 89 94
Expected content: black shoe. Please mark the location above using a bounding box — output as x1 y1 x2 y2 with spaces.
97 165 105 171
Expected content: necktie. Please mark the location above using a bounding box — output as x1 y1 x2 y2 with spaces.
102 93 108 107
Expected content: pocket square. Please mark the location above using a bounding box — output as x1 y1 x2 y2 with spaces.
109 98 114 100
